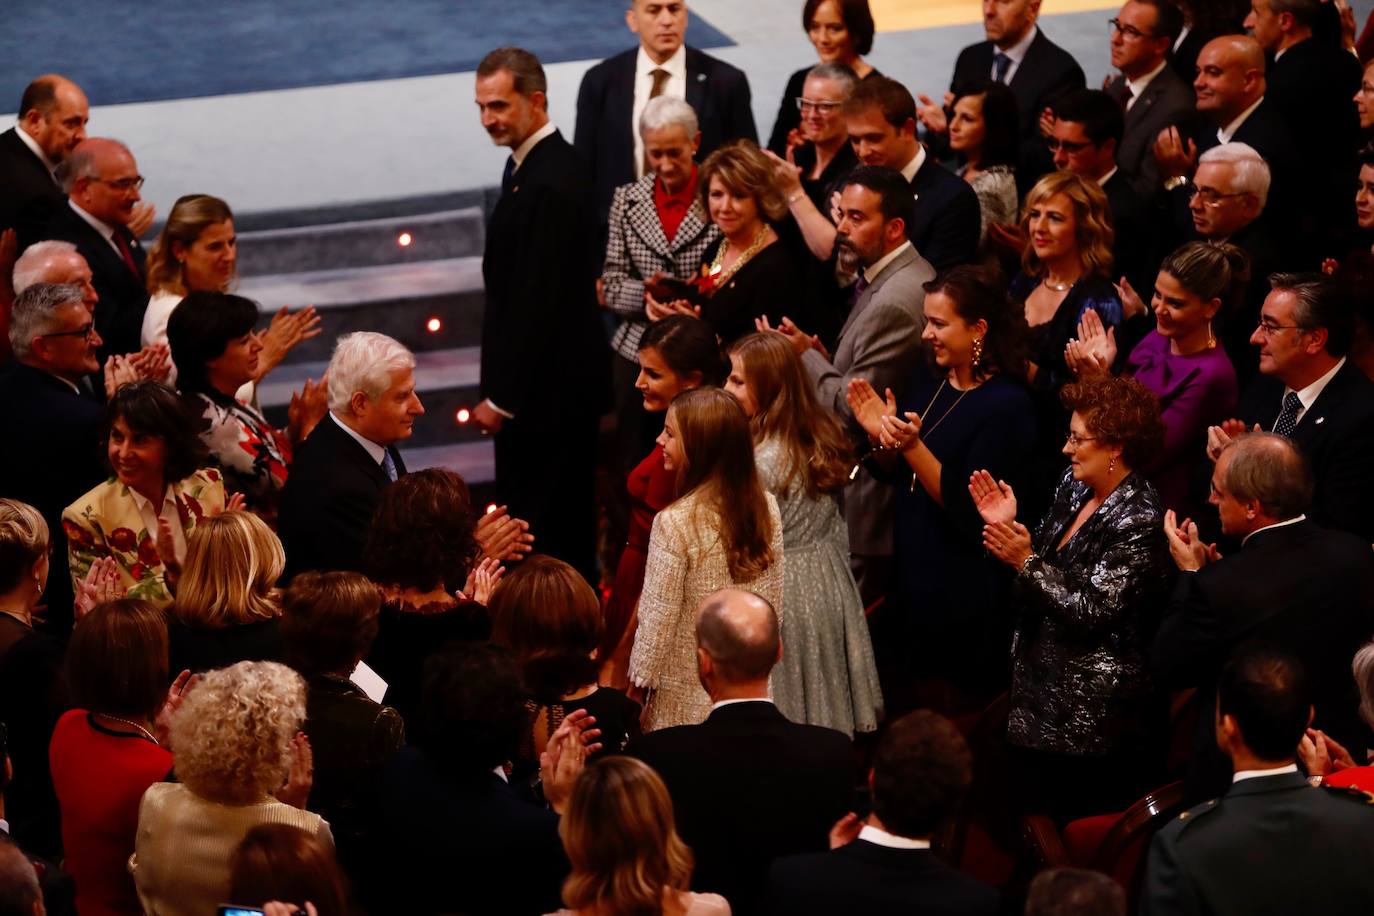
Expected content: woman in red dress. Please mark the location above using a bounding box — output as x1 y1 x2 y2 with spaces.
602 316 727 686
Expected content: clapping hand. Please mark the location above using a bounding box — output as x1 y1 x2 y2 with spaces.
540 709 602 814
1064 309 1116 377
73 556 124 620
1163 509 1221 572
1153 126 1198 182
127 202 157 239
1038 107 1056 139
982 519 1034 569
461 556 505 605
755 314 823 356
1299 727 1358 777
644 289 699 321
762 148 805 197
845 378 897 443
968 469 1017 525
154 516 182 590
1205 418 1260 463
287 374 329 443
276 732 314 809
916 93 950 134
153 669 200 748
256 306 323 381
475 504 535 561
102 354 140 399
1114 275 1149 321
878 410 922 452
828 812 863 850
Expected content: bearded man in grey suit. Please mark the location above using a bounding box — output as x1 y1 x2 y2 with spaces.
762 165 934 605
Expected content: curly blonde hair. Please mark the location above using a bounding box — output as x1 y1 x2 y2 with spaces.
170 661 305 804
1019 171 1114 280
173 511 284 628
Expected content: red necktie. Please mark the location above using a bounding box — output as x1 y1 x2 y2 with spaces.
111 231 140 279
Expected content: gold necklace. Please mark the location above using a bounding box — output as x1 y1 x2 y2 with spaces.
707 225 770 288
917 379 971 440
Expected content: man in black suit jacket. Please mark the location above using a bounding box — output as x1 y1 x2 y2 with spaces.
920 0 1084 191
629 590 854 916
767 710 998 916
0 75 87 247
1105 1 1196 199
1154 434 1374 802
471 48 606 582
278 332 421 580
575 0 756 222
1142 649 1374 915
845 77 980 271
39 138 150 360
0 283 108 635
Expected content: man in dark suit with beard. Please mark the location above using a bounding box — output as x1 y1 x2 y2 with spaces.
471 48 606 583
575 0 756 224
0 75 87 246
1155 433 1374 803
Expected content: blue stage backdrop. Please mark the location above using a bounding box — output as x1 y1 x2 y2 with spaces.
2 1 734 107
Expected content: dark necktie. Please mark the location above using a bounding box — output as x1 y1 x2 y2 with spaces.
993 52 1012 84
501 155 516 195
1111 80 1134 111
111 231 140 279
642 68 672 175
1273 391 1303 438
848 273 870 308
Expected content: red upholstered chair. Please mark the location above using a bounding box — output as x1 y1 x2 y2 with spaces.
937 693 1021 889
1023 781 1187 913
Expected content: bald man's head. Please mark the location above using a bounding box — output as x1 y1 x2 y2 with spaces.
64 138 143 226
1194 36 1266 123
18 74 88 164
695 589 780 683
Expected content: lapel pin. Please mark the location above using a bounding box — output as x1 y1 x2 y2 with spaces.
1315 416 1325 424
696 73 706 82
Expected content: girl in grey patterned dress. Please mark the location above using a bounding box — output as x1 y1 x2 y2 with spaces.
726 334 883 735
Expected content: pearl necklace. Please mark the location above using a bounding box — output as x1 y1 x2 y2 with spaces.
1041 277 1073 292
94 713 159 745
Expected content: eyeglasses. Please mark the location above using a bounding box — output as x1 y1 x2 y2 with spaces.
1186 183 1248 207
1045 137 1093 153
1065 433 1099 448
91 175 145 191
1108 18 1155 40
795 97 843 114
1254 319 1305 336
40 322 96 341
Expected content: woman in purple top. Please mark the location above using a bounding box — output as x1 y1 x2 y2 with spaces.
1066 242 1247 520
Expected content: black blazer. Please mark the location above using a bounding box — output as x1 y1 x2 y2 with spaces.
1107 66 1197 200
277 415 406 580
481 130 606 418
0 128 63 247
767 841 999 916
1101 169 1153 293
698 238 809 343
1152 519 1374 801
1142 771 1374 915
575 46 757 220
908 154 981 271
40 201 149 359
1193 99 1300 249
629 701 854 916
950 29 1085 187
1236 360 1374 540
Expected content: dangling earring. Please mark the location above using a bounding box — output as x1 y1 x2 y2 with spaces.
1108 455 1117 474
970 336 984 370
1206 320 1216 350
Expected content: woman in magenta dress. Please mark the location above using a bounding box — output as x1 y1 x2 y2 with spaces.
1066 241 1245 521
603 316 727 686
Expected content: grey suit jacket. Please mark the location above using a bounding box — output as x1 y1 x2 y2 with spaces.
1109 67 1196 201
802 244 935 557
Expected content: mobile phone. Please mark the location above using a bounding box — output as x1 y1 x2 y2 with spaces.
218 908 264 916
645 275 707 307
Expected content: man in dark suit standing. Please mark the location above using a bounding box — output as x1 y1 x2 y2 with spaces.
40 138 151 360
0 282 109 634
919 0 1084 190
1155 433 1374 802
767 710 998 916
279 331 423 579
0 75 87 246
575 0 756 223
630 589 854 916
1142 650 1374 915
472 48 605 582
1104 0 1195 199
1207 273 1374 539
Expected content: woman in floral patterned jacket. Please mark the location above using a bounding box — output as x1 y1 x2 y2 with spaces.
64 381 233 608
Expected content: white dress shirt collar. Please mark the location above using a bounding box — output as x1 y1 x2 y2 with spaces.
1242 514 1305 546
1125 60 1168 107
863 240 913 285
709 697 772 712
511 121 557 172
900 144 926 184
15 127 57 177
858 824 931 850
1232 763 1299 783
637 43 687 82
1001 25 1038 66
1098 166 1120 187
1286 356 1344 416
43 369 81 394
69 199 117 245
330 411 387 465
1217 96 1264 144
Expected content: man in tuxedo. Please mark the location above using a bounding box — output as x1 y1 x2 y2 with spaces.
767 710 998 916
12 241 98 313
1142 650 1374 915
845 77 980 271
919 0 1084 190
0 283 108 635
629 589 854 916
0 75 87 246
1210 273 1374 538
40 139 150 360
765 166 934 605
1046 89 1152 293
472 48 606 583
1104 0 1195 199
278 332 422 579
1154 433 1374 802
1249 0 1362 252
575 0 756 223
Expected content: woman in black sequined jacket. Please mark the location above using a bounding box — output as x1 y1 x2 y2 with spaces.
971 375 1174 820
